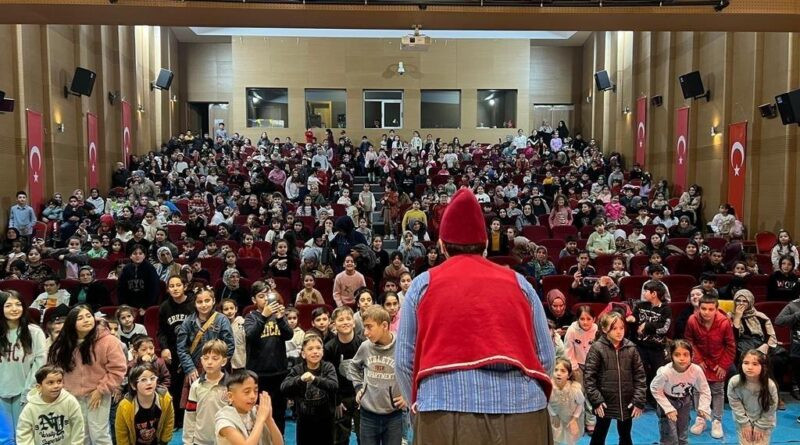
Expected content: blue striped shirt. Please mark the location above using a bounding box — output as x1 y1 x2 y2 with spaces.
395 269 555 414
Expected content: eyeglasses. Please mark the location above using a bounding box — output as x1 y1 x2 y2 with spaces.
137 376 158 384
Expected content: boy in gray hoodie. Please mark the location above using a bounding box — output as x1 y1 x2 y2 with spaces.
17 365 84 445
347 306 406 445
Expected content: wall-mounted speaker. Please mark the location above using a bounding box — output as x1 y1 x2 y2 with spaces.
65 67 96 98
152 68 174 91
775 89 800 126
0 98 15 113
0 90 5 102
679 71 710 101
650 95 663 107
594 70 615 92
758 103 777 119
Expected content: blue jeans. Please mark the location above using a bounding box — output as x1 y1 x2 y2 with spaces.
360 409 403 445
0 395 24 445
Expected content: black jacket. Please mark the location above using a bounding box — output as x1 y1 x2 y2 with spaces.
117 261 160 309
280 361 339 418
157 296 195 358
324 334 365 398
68 281 111 312
583 335 647 421
243 310 294 377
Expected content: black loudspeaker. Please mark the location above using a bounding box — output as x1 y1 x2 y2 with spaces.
775 89 800 125
153 69 174 90
594 70 614 92
0 90 5 102
758 103 777 119
679 71 709 101
651 95 663 107
0 98 15 113
69 67 96 96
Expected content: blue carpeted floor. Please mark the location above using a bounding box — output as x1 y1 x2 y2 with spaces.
169 399 800 444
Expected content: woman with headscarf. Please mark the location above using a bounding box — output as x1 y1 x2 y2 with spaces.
545 289 575 337
731 289 788 409
155 246 181 283
68 265 110 312
397 230 426 269
216 268 249 309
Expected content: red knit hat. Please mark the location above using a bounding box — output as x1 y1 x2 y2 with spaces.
439 188 488 245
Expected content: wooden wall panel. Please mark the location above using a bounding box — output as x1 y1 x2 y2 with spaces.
0 25 181 213
581 30 800 236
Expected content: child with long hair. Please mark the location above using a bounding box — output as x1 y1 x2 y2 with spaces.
281 334 338 445
114 362 175 445
219 298 246 371
650 340 711 445
0 290 48 443
771 230 800 271
47 304 127 445
583 312 647 445
548 358 585 445
176 288 235 405
727 350 778 445
382 292 401 333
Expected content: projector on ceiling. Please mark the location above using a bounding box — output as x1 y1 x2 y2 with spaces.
401 28 430 51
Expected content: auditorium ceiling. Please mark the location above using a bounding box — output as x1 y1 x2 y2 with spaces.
0 0 798 32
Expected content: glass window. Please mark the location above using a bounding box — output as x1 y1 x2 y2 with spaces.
246 88 288 128
364 90 403 129
305 89 347 129
476 89 518 128
421 90 460 129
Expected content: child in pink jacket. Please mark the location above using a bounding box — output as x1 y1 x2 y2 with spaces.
48 305 127 445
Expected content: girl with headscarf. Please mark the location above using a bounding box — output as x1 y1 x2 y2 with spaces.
731 289 788 410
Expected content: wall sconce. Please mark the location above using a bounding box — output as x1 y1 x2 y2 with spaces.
137 104 145 113
710 126 721 137
623 106 631 115
56 122 65 133
170 95 177 103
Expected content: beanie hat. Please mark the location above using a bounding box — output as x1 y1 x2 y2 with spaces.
439 189 487 245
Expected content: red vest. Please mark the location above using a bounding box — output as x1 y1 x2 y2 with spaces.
412 255 552 402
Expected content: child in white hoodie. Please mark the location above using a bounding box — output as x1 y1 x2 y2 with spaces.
16 365 84 445
563 305 598 433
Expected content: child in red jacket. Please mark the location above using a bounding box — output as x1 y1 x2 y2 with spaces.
237 233 263 262
683 295 736 439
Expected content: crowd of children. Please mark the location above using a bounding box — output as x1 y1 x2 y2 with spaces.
2 126 800 445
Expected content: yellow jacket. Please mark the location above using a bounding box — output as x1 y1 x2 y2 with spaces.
115 389 174 445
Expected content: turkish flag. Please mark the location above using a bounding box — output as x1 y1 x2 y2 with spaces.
635 96 647 166
121 100 132 168
87 112 99 188
727 122 747 218
673 107 690 195
26 110 44 211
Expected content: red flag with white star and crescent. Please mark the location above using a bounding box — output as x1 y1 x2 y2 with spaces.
673 107 690 195
26 109 44 211
87 112 99 188
727 121 747 219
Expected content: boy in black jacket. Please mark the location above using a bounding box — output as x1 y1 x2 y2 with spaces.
627 280 671 407
324 306 365 445
243 281 294 433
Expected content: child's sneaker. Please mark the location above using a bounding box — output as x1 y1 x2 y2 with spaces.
710 419 723 439
689 417 705 435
